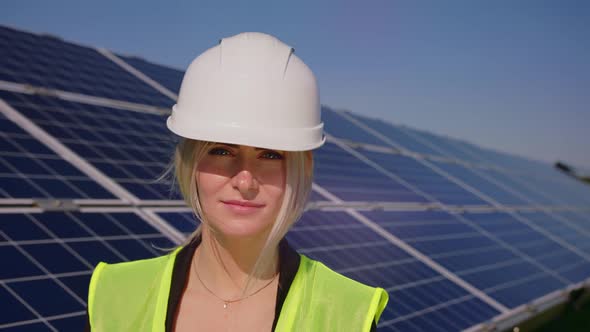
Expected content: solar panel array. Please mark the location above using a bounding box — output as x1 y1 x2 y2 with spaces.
1 25 589 331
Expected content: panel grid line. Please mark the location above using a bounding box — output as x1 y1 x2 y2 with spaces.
312 183 510 313
0 231 87 308
98 48 178 101
326 135 573 285
0 98 137 203
0 282 58 331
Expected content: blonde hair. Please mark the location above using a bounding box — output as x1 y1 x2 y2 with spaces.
171 138 313 293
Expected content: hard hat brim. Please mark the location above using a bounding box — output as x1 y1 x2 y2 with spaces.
166 114 326 152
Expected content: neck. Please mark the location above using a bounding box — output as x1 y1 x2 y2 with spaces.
194 227 279 299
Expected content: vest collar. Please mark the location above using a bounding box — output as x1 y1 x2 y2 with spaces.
165 236 301 331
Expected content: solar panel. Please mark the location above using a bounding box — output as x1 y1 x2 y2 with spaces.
116 54 184 95
322 107 387 146
0 26 174 108
516 211 590 252
314 142 429 203
429 160 529 206
0 25 589 332
0 105 115 200
153 209 200 237
360 210 572 307
0 90 180 201
520 170 590 206
0 209 176 331
343 112 445 156
400 128 486 164
357 148 489 206
555 210 590 233
462 212 590 284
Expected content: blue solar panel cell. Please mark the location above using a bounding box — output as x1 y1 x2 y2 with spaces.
557 262 590 284
361 211 495 255
157 211 199 234
345 113 443 156
384 281 497 331
409 235 499 255
21 243 90 274
59 274 91 301
314 143 428 203
0 286 36 325
117 54 184 95
487 274 565 309
478 168 556 205
474 147 552 176
1 91 180 201
39 158 86 177
434 247 519 272
69 212 126 236
1 246 44 280
360 210 574 309
321 108 386 146
0 214 51 241
8 279 84 316
402 127 484 164
106 239 159 261
555 211 590 233
537 250 586 271
463 212 590 284
68 241 124 266
460 260 546 290
36 178 87 197
32 212 90 238
49 315 87 332
110 213 160 234
525 171 590 207
0 26 174 108
359 149 488 206
516 211 590 253
0 106 116 200
430 161 529 206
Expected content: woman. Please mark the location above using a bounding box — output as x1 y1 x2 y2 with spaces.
86 32 388 331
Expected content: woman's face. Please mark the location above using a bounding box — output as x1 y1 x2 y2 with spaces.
196 143 286 239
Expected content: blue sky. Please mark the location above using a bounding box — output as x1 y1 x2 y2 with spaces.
2 0 589 168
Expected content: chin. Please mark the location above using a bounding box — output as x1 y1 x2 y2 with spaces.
206 215 275 240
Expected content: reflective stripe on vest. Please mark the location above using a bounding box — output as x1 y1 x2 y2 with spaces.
88 249 388 331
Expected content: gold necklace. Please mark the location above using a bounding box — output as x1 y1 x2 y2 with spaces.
193 250 279 309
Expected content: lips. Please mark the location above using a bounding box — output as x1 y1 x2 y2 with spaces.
220 200 266 214
221 200 265 208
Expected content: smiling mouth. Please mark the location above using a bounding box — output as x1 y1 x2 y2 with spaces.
221 200 265 208
220 200 266 215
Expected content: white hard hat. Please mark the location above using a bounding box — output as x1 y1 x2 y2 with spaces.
167 32 325 151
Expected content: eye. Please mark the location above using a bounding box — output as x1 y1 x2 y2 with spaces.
208 147 232 156
260 150 284 160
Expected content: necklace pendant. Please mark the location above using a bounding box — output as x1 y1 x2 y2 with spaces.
223 302 228 309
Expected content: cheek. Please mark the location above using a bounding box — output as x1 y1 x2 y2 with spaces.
261 167 286 204
195 171 225 204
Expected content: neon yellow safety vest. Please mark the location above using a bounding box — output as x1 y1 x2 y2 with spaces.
88 248 389 331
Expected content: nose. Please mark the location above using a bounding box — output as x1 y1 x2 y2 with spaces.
231 168 260 199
